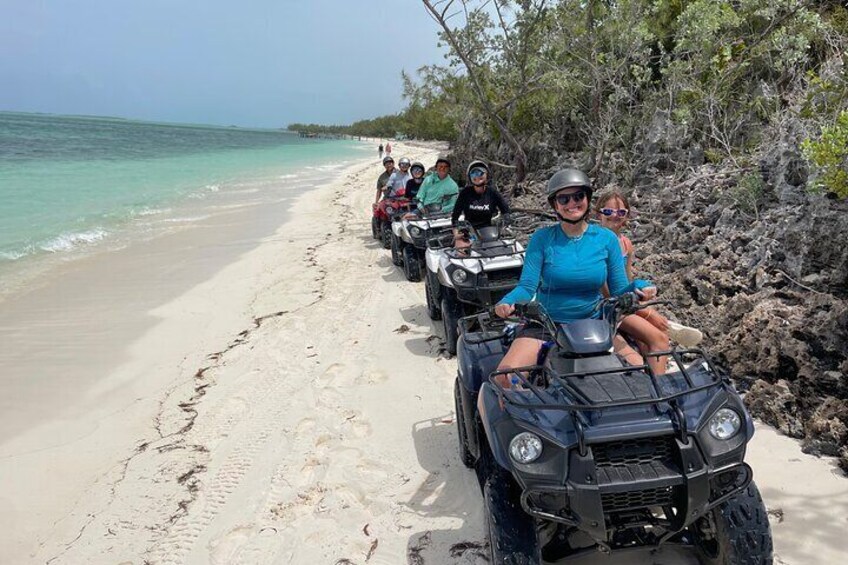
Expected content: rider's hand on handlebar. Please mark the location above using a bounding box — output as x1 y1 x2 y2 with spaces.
372 202 378 210
495 303 515 319
635 286 657 302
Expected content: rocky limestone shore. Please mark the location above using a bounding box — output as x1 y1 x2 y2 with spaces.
457 136 848 472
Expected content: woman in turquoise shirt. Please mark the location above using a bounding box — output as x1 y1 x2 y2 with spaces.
494 169 662 373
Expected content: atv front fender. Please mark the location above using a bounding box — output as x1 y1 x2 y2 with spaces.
456 333 506 395
477 383 514 471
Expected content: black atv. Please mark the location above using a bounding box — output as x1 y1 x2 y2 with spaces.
424 220 525 356
454 297 773 564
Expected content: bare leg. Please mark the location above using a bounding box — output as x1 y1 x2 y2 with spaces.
613 334 644 366
618 315 669 375
496 337 545 386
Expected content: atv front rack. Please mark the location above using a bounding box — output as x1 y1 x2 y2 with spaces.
443 241 523 260
489 349 725 447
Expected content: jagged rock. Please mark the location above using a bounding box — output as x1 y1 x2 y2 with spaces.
802 397 848 457
745 380 805 438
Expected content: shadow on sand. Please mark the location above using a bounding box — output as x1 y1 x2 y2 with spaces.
405 416 489 564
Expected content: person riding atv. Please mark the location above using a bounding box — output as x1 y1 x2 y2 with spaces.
454 297 773 563
410 155 458 215
451 159 510 251
423 159 521 355
494 168 659 373
371 155 397 240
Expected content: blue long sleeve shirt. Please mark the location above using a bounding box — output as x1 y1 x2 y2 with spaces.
498 224 651 322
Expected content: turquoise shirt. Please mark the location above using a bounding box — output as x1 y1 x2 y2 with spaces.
498 224 650 322
415 172 459 211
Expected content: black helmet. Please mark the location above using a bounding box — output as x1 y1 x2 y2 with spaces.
410 161 425 174
466 158 489 180
545 168 592 204
382 155 395 165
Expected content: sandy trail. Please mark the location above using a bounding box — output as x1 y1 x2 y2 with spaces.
19 144 847 564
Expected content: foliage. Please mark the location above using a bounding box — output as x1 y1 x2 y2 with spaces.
802 110 848 198
290 0 847 194
727 171 766 218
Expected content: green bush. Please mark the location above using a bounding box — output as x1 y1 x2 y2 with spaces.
802 110 848 198
727 172 766 217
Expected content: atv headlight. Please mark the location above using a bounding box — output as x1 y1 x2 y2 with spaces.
409 226 422 238
451 268 469 285
708 408 741 440
509 432 543 464
386 205 395 215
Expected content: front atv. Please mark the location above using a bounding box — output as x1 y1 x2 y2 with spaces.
454 299 773 564
425 222 525 356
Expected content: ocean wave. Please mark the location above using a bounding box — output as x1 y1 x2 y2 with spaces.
148 215 211 224
39 229 108 253
0 249 29 261
205 184 220 192
136 207 171 217
279 173 299 179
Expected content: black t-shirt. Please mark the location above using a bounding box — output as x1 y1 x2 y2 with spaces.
451 184 510 228
405 178 424 200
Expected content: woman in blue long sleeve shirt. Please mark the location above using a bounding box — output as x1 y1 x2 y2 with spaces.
494 169 659 372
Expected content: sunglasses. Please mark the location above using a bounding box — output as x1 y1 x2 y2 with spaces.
554 191 587 206
411 167 424 175
399 163 409 167
600 207 629 217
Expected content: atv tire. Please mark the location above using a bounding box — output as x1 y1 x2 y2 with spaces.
454 378 475 468
484 462 540 564
371 216 380 240
425 271 442 320
390 233 403 266
402 246 421 282
441 292 462 356
693 481 773 565
381 222 392 249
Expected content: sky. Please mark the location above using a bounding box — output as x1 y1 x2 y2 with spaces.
0 0 448 128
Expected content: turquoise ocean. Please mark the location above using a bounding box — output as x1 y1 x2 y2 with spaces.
0 112 369 268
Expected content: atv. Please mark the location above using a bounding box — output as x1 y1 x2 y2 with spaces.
424 220 525 356
390 203 454 282
372 195 414 249
454 297 773 564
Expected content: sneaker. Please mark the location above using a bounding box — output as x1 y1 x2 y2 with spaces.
668 321 703 348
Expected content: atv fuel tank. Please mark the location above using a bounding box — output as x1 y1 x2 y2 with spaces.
556 319 613 355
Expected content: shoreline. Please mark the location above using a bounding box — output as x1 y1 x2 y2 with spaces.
0 150 387 562
1 142 845 564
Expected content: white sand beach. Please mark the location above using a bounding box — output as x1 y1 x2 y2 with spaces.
1 144 846 564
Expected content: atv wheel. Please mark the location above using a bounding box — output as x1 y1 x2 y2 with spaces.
693 481 773 565
402 246 421 282
425 271 442 320
371 216 380 240
390 233 403 266
484 462 540 564
381 222 392 249
441 292 463 356
454 378 475 468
